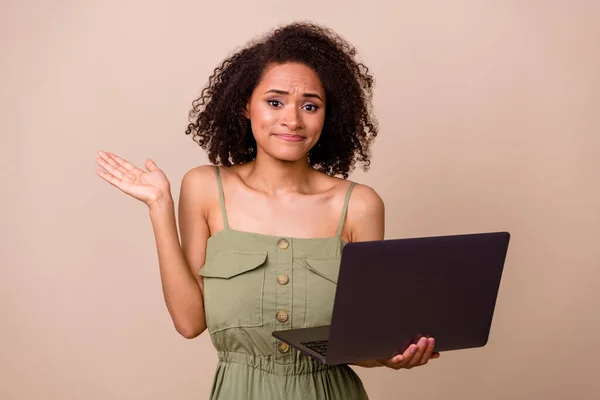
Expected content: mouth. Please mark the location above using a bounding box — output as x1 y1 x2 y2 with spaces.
272 133 306 142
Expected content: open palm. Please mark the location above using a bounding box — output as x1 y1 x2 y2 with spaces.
96 150 170 206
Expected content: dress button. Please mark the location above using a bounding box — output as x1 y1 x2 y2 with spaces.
277 274 289 285
276 310 289 323
277 238 289 250
277 341 290 353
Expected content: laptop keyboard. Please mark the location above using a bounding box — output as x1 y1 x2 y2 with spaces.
301 339 329 356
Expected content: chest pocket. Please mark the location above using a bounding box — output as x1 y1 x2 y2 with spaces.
199 251 268 333
303 257 341 327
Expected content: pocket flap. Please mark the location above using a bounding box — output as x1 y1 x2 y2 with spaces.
304 258 341 284
199 251 268 279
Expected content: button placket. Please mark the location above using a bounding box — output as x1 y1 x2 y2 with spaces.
275 237 293 358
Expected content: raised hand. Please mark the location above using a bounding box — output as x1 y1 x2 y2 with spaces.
95 150 171 207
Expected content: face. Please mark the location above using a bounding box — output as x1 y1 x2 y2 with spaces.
244 62 326 163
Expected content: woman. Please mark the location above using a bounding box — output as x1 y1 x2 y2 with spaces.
96 22 438 399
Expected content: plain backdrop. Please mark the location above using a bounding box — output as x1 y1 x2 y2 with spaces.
2 0 599 399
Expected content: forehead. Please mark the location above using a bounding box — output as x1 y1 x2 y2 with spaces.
256 62 324 93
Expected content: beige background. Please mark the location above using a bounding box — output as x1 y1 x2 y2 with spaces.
2 0 599 399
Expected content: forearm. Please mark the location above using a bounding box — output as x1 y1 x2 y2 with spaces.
149 198 206 338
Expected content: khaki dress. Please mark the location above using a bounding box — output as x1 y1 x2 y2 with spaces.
198 166 369 399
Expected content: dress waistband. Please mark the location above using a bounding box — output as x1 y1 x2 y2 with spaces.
217 351 341 376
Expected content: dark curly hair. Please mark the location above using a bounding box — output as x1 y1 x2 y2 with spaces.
185 21 378 178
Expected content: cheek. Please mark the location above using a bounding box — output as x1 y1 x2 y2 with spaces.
250 103 278 131
307 113 325 135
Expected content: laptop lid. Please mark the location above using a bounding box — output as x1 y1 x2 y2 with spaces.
324 231 510 365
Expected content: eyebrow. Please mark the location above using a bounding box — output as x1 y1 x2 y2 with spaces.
263 89 323 101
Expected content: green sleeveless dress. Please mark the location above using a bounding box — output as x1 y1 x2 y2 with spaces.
198 166 369 399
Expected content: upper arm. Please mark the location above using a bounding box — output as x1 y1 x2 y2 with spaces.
178 165 217 292
345 184 385 242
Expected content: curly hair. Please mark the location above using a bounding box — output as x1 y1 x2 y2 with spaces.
185 21 378 178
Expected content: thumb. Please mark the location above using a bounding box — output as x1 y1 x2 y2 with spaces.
145 159 158 172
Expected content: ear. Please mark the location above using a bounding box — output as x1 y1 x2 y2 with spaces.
242 101 250 119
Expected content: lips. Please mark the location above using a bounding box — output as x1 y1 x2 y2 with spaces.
273 133 305 142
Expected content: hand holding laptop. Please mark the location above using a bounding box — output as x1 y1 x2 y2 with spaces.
350 336 439 369
374 337 440 369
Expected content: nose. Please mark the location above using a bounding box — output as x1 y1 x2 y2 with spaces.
280 105 302 131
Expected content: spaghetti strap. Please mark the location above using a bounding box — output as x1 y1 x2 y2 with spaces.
336 182 356 236
215 166 229 229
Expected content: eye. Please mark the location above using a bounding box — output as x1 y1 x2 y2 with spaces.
303 104 319 112
267 100 282 107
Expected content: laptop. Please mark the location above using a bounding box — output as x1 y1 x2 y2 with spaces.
272 231 510 365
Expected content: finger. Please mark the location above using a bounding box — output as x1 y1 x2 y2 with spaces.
104 151 137 172
145 159 158 172
96 167 123 189
378 358 403 370
408 337 428 367
431 352 440 359
379 353 405 368
96 156 125 180
390 353 405 363
418 338 435 365
396 344 418 369
98 151 128 175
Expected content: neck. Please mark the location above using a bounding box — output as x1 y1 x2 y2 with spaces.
244 153 314 195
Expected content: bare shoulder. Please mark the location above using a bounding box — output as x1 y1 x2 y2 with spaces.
179 165 220 215
318 173 384 217
181 164 219 186
345 181 385 242
348 182 385 212
181 165 219 193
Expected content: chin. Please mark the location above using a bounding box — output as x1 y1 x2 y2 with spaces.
268 147 310 163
